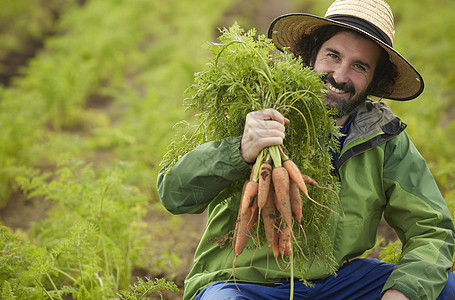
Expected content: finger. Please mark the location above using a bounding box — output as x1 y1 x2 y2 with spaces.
252 109 287 125
241 136 284 163
254 127 286 140
256 136 284 149
248 117 286 134
243 126 285 146
259 120 286 134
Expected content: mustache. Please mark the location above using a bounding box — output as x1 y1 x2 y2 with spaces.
322 74 355 94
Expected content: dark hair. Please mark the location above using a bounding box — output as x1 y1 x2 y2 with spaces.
293 25 397 98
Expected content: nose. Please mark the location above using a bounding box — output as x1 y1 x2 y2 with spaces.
332 64 349 84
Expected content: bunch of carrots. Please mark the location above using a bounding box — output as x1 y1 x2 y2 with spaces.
232 144 339 274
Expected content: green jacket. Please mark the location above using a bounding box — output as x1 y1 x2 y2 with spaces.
157 100 454 300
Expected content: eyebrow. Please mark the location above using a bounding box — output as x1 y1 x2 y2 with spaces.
326 47 372 71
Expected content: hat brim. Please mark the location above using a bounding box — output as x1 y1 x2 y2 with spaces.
268 13 424 101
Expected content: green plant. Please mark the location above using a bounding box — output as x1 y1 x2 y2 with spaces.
118 277 179 300
9 157 150 298
0 0 78 63
0 0 239 297
1 224 52 299
379 240 402 264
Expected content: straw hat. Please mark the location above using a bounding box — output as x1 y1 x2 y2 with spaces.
268 0 424 101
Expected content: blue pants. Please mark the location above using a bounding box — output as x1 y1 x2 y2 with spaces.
195 259 455 299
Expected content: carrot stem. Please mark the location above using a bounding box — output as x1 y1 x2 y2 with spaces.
252 149 265 182
290 250 294 300
278 145 289 161
278 104 311 151
269 145 282 168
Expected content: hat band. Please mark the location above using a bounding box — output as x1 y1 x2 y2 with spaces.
326 14 393 47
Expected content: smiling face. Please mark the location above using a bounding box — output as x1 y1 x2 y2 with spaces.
313 31 382 124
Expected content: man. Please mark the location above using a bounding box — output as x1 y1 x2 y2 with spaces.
158 0 455 299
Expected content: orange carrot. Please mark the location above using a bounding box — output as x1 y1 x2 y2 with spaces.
248 198 259 267
257 161 272 209
283 159 311 202
301 173 342 215
255 160 272 243
289 179 302 224
273 166 308 262
248 197 258 232
234 203 253 257
301 173 321 188
279 225 292 258
272 167 292 228
232 181 258 288
302 173 337 195
233 180 249 249
272 225 281 268
283 159 335 213
233 180 258 258
240 181 258 215
262 192 277 250
262 192 277 277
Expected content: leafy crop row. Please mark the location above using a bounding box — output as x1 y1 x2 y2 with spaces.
0 0 79 66
2 157 150 298
0 0 235 298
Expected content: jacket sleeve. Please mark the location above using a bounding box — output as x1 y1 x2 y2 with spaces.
381 131 455 299
157 136 251 215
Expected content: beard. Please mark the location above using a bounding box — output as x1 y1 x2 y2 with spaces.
322 74 369 119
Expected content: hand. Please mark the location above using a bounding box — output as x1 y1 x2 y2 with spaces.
381 289 409 300
240 109 289 164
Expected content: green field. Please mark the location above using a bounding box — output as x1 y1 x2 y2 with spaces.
1 0 454 298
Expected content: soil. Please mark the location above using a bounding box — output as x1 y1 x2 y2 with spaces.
0 38 44 86
140 211 208 300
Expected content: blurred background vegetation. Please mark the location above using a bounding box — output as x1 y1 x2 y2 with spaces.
0 0 453 298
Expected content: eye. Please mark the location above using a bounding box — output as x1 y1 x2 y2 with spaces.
354 63 367 72
328 53 339 60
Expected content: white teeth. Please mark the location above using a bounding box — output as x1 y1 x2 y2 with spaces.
328 84 347 94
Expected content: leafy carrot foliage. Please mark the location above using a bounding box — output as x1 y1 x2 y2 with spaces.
161 23 342 279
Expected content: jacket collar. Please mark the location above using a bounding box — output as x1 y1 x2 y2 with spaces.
343 99 400 148
331 99 407 178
